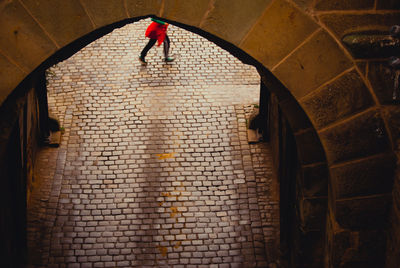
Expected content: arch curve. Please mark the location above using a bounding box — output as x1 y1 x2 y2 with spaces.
1 1 399 267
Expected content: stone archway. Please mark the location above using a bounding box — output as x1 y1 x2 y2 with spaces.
1 1 399 267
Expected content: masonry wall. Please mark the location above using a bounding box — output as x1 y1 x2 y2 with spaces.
0 75 47 267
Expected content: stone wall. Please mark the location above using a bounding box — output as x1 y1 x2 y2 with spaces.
1 0 400 267
0 74 47 267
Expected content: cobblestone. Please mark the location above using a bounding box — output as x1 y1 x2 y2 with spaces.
28 19 278 267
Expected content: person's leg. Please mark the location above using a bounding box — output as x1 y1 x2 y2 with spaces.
163 35 174 62
163 35 170 58
140 38 157 62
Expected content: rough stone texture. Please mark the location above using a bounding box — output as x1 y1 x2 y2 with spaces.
0 53 26 103
367 61 398 105
80 0 128 28
301 69 374 129
342 34 400 59
292 0 314 10
314 0 375 11
27 19 279 267
20 0 94 47
319 109 391 164
301 164 328 197
201 0 273 45
294 129 326 165
319 13 400 40
327 223 387 267
330 153 396 199
376 0 400 10
240 0 319 69
162 0 210 27
0 0 57 72
383 105 400 146
279 98 313 133
273 30 353 99
125 0 163 18
335 194 392 229
299 197 327 230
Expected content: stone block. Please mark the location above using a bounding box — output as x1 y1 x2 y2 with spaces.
335 194 392 229
279 98 312 133
327 226 386 267
356 61 367 77
125 0 162 18
201 0 272 45
386 204 400 268
292 0 314 9
273 30 353 99
299 197 327 230
301 70 374 129
80 0 128 28
0 53 26 105
295 128 326 165
162 0 209 27
301 163 328 197
297 230 325 267
314 0 374 11
20 0 94 47
376 0 400 10
319 109 390 164
367 61 397 105
331 153 396 199
383 105 400 146
0 1 57 71
240 0 318 69
319 13 400 40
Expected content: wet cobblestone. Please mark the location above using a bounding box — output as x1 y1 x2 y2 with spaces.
28 19 278 267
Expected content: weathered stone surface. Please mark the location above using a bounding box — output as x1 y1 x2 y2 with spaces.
356 61 367 77
125 0 162 18
299 197 327 230
295 128 326 165
0 53 26 104
273 30 353 99
331 153 396 199
0 1 56 71
367 61 398 104
376 0 400 10
342 33 400 59
335 194 392 229
298 230 325 266
162 0 209 27
319 13 400 40
80 0 127 28
383 105 400 147
301 70 374 129
201 0 272 45
292 0 314 9
279 98 312 133
301 163 328 197
319 109 390 164
386 201 400 268
328 227 386 267
314 0 374 11
240 0 318 69
20 0 94 47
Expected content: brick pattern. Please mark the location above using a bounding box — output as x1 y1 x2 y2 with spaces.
27 19 278 267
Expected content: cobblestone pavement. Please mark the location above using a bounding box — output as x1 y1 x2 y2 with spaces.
28 19 279 267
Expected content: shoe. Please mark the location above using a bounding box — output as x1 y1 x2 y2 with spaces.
164 57 174 62
138 56 147 64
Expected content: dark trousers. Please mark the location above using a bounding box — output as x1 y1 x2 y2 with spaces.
140 35 170 59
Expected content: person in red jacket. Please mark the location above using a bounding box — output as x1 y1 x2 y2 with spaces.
139 18 174 64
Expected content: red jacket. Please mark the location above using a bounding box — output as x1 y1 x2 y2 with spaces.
145 21 168 46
